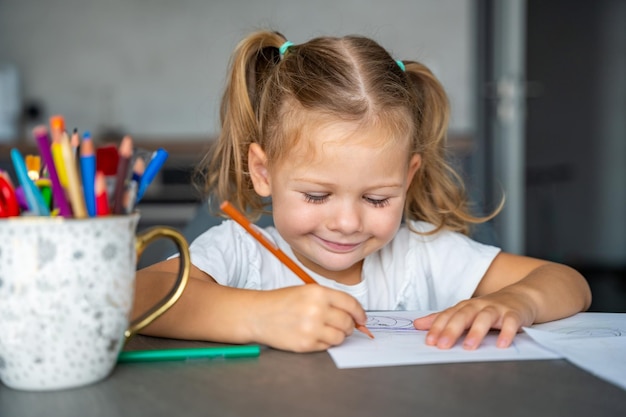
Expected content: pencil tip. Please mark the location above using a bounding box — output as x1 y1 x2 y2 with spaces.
50 115 65 131
32 125 48 137
133 156 146 173
357 324 375 339
119 135 133 156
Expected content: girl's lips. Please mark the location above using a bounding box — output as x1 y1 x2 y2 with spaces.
314 235 363 253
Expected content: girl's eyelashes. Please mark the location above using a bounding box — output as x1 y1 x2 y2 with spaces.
303 193 329 204
302 193 390 208
364 196 390 208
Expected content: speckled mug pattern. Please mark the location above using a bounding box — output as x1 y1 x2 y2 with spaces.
0 214 140 391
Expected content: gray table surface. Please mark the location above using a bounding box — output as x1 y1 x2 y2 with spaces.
1 335 625 417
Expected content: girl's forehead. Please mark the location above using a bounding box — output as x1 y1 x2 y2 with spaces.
290 116 410 157
272 125 411 177
264 104 415 171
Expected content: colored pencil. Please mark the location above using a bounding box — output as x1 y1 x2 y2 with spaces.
49 115 65 142
220 200 374 339
124 156 145 213
131 156 146 183
70 128 80 156
95 171 110 216
50 136 69 189
80 132 97 217
117 345 261 363
95 144 119 199
60 131 87 218
10 148 50 216
136 148 168 203
33 126 72 217
112 135 133 214
49 115 68 185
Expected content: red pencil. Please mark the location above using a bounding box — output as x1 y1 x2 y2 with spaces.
220 201 374 339
112 136 133 214
95 171 110 216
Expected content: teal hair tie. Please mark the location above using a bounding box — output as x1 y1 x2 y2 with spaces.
279 41 294 58
396 60 406 72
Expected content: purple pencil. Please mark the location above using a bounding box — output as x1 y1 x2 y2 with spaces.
33 126 73 217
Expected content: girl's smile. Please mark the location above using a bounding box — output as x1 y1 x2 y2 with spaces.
311 234 364 253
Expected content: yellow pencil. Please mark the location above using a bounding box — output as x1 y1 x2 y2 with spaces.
50 116 69 188
51 143 68 187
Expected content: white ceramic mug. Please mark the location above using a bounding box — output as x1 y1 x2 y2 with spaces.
0 213 190 391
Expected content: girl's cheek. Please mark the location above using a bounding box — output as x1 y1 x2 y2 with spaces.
274 205 319 234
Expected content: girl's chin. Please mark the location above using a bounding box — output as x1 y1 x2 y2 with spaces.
304 254 364 276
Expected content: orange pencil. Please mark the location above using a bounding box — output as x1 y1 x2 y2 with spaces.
50 116 69 188
220 200 374 339
49 115 65 142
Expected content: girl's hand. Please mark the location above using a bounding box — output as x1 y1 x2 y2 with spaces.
415 253 591 350
134 261 367 352
413 290 536 350
250 284 367 352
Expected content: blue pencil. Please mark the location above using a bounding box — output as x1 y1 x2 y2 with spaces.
10 148 50 216
136 148 168 203
80 132 97 217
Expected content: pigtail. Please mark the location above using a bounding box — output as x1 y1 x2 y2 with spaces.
194 31 286 219
403 61 499 235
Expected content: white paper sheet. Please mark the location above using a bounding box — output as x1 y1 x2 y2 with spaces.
328 311 561 369
523 312 626 390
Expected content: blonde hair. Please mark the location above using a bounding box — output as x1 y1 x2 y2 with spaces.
195 30 499 235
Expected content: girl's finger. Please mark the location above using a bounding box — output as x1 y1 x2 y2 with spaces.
422 310 456 346
413 312 439 330
318 325 350 347
325 307 356 336
462 307 500 350
429 306 478 349
496 313 523 348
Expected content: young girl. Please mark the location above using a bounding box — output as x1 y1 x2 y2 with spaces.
133 30 591 352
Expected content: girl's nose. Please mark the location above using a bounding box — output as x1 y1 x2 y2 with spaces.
327 201 363 234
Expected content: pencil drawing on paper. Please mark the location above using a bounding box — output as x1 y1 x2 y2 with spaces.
366 314 416 331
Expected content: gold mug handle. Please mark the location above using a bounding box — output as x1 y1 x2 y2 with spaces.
124 226 191 340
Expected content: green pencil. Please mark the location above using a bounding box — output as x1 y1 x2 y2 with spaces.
117 345 261 363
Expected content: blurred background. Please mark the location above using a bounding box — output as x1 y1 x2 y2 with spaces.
0 0 624 311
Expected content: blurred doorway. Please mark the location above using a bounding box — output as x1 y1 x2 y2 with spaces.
475 0 626 311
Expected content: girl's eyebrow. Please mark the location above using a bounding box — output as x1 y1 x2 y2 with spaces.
292 177 405 189
291 177 334 186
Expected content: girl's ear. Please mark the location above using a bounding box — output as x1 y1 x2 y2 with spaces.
248 143 272 197
406 154 421 189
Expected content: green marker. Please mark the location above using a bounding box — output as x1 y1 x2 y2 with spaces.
117 345 261 363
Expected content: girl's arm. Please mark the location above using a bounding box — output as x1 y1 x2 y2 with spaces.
413 252 592 350
132 258 368 352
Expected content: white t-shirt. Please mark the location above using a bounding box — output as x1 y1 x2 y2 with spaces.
188 220 501 311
